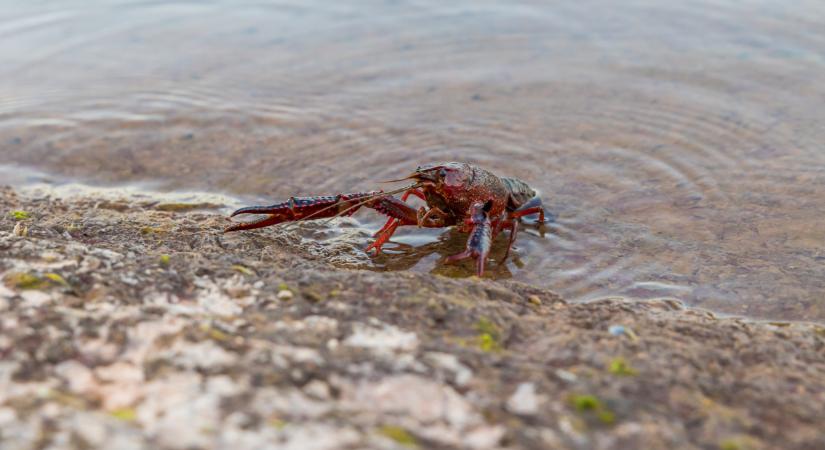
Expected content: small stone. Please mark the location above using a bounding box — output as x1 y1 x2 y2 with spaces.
20 290 52 308
608 324 639 341
528 295 541 306
40 252 60 262
303 380 331 400
158 340 238 370
555 369 578 383
463 425 506 449
95 362 144 383
197 279 243 316
506 382 541 415
81 256 102 271
277 289 294 300
12 222 27 237
225 281 251 298
0 407 17 427
426 352 473 387
55 360 96 394
344 321 418 352
0 284 14 300
608 325 626 335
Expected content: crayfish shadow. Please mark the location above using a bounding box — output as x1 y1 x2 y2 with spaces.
369 228 525 279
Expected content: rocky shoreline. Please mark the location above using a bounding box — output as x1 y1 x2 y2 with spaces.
1 185 824 450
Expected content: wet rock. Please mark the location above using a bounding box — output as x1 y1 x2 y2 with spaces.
1 188 824 450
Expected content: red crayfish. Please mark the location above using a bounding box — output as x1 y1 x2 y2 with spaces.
225 162 546 276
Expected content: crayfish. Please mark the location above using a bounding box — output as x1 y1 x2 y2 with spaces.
225 162 546 276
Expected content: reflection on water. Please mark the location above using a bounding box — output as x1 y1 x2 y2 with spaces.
2 0 825 321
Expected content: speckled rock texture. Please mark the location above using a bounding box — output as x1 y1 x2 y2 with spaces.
1 186 824 450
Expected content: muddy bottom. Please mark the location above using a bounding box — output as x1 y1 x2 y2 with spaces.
2 187 825 450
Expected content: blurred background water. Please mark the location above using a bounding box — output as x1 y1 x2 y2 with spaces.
2 0 825 321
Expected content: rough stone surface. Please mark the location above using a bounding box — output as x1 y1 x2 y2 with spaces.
1 186 824 450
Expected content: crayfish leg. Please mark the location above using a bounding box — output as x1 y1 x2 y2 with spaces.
510 196 546 224
366 220 400 254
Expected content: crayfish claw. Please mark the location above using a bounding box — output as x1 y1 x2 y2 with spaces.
446 201 493 277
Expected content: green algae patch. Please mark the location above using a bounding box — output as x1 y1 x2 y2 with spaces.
718 435 760 450
140 226 168 235
570 394 616 425
597 410 616 425
44 273 69 286
268 417 287 429
454 317 506 352
474 317 503 352
200 324 231 342
5 272 46 290
608 357 638 376
159 254 171 267
302 288 324 303
478 333 501 352
232 265 254 276
572 394 600 411
9 210 30 220
5 272 71 290
378 425 417 447
110 407 137 422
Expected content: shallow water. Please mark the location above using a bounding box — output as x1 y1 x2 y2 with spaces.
2 0 825 321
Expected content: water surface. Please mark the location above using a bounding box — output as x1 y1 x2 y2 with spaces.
2 0 825 321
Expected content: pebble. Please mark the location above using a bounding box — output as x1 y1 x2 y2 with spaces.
555 369 578 383
425 352 474 387
20 290 52 308
344 321 419 352
12 222 27 237
55 360 96 394
506 382 541 416
277 289 294 300
608 325 639 341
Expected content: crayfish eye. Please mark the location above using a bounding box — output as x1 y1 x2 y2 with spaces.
438 168 447 179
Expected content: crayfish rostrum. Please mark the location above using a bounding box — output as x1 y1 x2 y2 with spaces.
225 162 546 276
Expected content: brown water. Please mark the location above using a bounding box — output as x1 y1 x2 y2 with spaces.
2 0 825 321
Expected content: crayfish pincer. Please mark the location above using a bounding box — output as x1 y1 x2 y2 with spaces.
225 162 546 276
